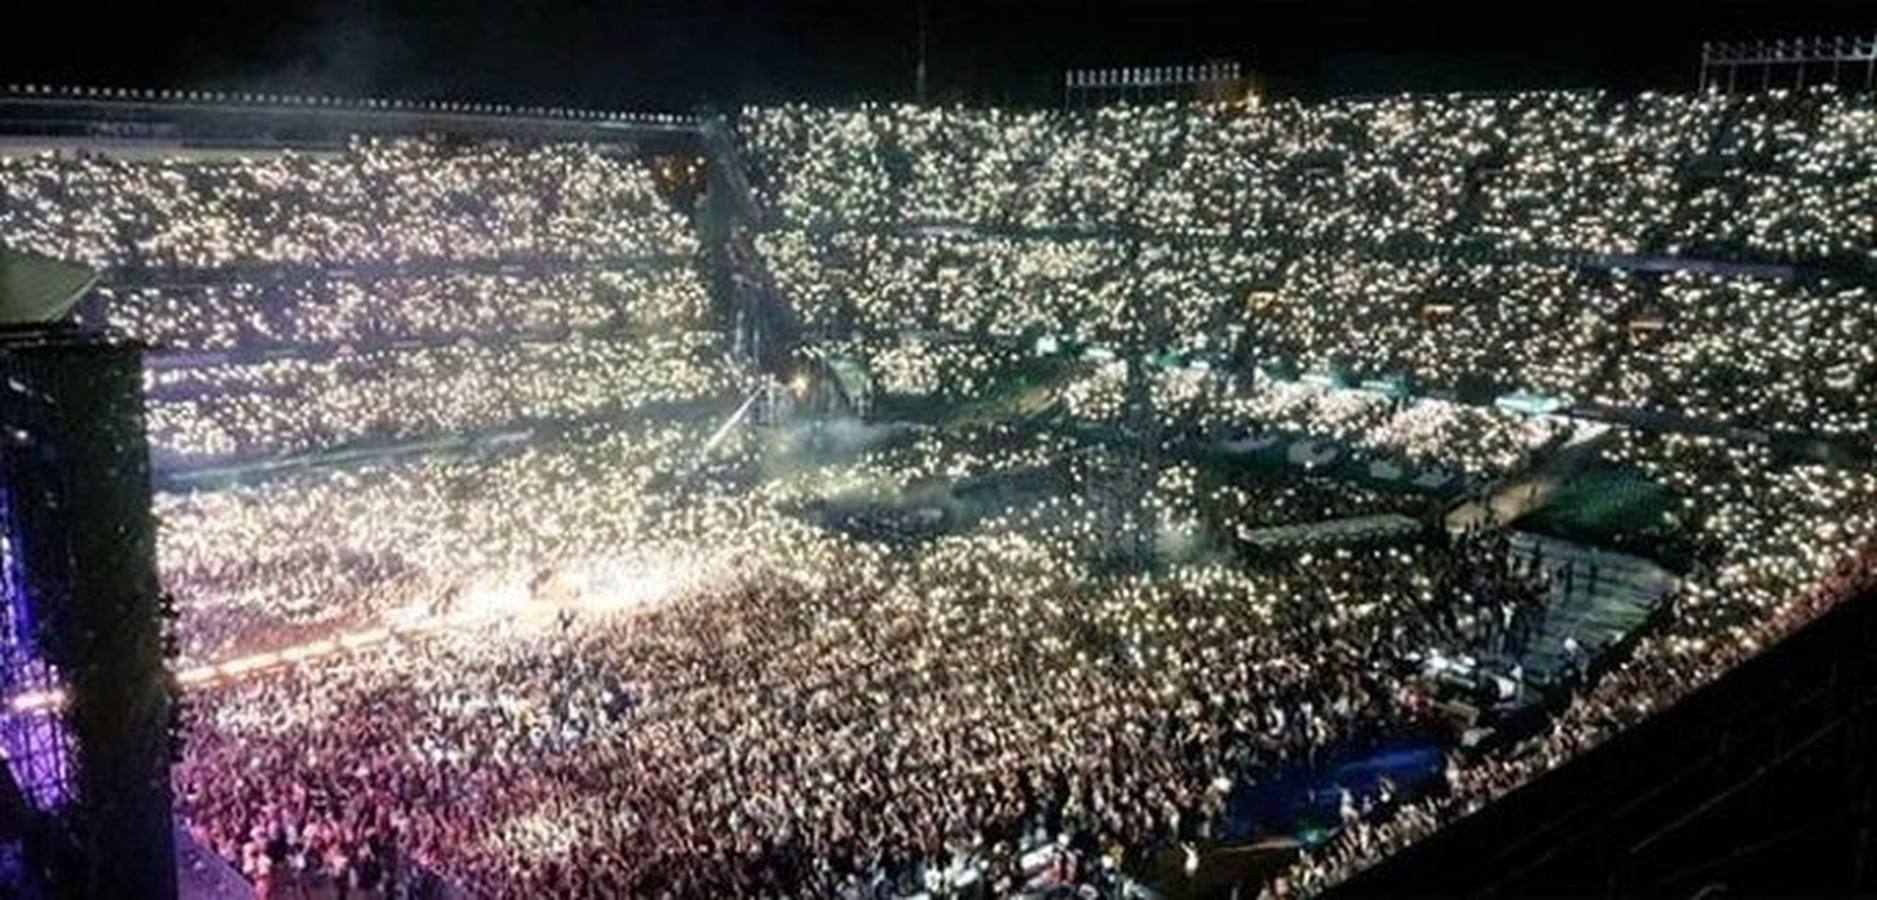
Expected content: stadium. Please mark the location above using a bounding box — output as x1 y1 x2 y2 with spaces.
0 4 1874 899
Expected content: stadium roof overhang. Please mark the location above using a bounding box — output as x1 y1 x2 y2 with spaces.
0 90 705 155
0 247 98 326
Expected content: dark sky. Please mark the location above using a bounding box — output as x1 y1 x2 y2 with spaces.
7 0 1875 110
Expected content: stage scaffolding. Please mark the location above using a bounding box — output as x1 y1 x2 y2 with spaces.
0 327 176 898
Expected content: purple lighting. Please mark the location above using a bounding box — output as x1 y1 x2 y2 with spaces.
0 483 74 810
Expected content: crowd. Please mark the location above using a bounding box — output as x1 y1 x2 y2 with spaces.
761 233 1877 443
170 421 1575 898
1271 433 1877 896
0 137 734 464
5 86 1868 900
745 90 1877 443
156 419 726 663
86 267 710 353
1243 261 1876 438
163 415 1877 898
1192 376 1564 477
0 138 697 271
740 90 1873 262
143 332 734 460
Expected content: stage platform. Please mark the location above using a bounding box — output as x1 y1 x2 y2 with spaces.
1504 531 1678 689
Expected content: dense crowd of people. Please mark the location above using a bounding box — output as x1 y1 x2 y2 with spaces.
759 231 1877 441
5 87 1870 899
745 89 1877 443
0 138 732 463
1194 377 1565 477
87 267 710 353
164 417 1877 899
170 420 1571 898
143 332 733 459
741 90 1873 262
156 420 722 663
1272 433 1877 896
0 138 696 271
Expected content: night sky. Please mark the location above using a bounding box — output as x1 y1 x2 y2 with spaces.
7 0 1875 111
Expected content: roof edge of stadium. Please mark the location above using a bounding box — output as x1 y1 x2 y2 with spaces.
0 84 707 146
